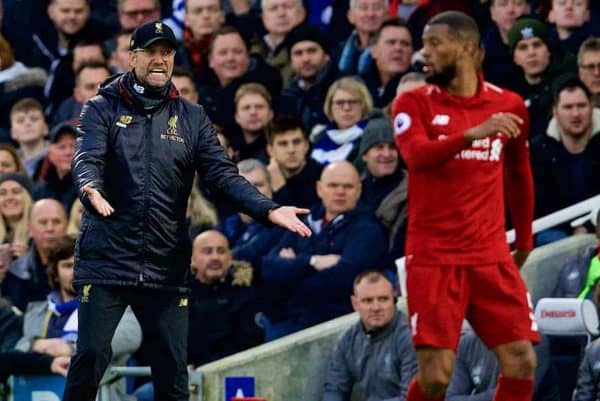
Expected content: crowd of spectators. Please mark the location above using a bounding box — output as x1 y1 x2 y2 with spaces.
0 0 599 400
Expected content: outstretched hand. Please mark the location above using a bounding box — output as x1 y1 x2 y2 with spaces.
268 206 311 237
82 185 114 217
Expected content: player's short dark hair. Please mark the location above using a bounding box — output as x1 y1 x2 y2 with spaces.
373 17 410 44
426 11 480 45
353 269 393 293
552 74 592 105
266 115 306 144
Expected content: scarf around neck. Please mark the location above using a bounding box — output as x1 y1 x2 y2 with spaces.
122 71 170 112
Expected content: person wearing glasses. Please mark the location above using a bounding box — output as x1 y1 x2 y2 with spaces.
578 37 600 108
310 76 383 166
62 20 312 401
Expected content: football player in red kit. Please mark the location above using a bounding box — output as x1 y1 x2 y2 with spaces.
391 11 540 401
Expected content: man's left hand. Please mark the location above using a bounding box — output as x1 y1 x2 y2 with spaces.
512 249 530 269
268 207 311 237
50 356 70 376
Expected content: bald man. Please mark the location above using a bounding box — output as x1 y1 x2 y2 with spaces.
260 161 388 340
2 199 68 310
187 230 263 365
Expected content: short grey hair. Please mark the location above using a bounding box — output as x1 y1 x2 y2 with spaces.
237 159 271 183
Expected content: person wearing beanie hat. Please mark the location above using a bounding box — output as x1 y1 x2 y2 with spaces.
507 17 551 57
358 117 395 158
358 116 406 209
0 172 34 266
0 172 33 196
286 24 329 55
280 24 339 130
508 16 577 138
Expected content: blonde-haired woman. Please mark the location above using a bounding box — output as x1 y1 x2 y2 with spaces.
310 76 383 165
0 173 33 281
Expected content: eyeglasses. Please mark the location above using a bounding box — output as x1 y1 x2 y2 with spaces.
332 99 361 108
134 48 176 58
122 8 158 19
579 63 600 72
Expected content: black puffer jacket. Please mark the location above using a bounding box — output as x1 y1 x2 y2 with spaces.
72 73 278 292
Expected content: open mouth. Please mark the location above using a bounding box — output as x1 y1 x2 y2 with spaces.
149 68 166 78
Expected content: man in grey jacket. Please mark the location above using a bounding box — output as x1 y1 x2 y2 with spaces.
322 269 417 401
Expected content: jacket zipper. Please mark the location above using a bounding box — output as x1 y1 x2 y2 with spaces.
140 114 152 284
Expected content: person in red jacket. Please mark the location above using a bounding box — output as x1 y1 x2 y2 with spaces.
391 11 539 401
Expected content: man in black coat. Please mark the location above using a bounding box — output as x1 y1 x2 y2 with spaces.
187 230 263 365
62 20 311 401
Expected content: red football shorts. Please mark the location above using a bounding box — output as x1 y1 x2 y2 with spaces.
406 258 540 350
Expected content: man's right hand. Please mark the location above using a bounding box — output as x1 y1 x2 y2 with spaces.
82 185 114 217
465 112 523 142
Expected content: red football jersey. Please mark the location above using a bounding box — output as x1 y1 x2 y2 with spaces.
392 79 534 265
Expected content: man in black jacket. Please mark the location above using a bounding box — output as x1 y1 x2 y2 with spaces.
63 20 311 401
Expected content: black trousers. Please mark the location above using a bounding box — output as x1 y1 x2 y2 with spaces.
62 285 189 401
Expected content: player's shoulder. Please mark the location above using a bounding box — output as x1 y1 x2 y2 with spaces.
482 81 525 106
392 84 438 111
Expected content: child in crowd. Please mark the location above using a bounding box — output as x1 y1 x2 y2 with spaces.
9 98 49 179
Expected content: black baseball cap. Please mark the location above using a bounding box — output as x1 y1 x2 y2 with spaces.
49 122 78 143
130 20 177 51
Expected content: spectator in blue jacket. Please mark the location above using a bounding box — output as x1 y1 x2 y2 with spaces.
260 160 388 340
222 159 284 271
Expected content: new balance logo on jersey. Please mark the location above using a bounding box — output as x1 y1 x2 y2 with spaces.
431 114 450 125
